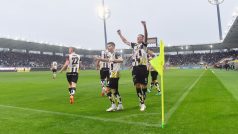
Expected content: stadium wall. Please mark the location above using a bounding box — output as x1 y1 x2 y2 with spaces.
0 67 50 72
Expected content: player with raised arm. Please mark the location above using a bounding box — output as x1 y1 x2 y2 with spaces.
147 49 161 95
59 47 81 104
51 61 58 79
96 42 124 112
96 50 110 96
117 21 149 111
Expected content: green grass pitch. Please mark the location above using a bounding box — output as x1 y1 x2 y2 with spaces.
0 69 238 134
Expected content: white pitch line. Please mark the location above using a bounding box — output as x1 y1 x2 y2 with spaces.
0 104 160 128
165 71 205 124
116 113 160 120
211 70 215 74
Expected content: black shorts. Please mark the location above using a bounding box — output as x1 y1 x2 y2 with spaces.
52 69 57 73
107 78 119 90
66 72 78 83
132 65 149 85
150 71 158 81
100 68 110 80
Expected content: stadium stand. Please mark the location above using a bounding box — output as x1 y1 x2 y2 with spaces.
0 51 64 68
167 50 238 66
0 51 96 70
0 15 237 71
0 45 238 70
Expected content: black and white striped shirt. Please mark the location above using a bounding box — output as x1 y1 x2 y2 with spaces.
131 42 148 66
67 53 81 73
108 52 121 78
99 50 109 69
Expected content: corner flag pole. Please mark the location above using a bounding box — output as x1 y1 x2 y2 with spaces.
161 64 165 128
149 40 165 128
160 41 165 128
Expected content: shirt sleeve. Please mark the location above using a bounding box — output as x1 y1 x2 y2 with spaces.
143 42 148 47
130 43 136 49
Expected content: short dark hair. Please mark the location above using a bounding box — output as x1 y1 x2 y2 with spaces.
107 42 115 47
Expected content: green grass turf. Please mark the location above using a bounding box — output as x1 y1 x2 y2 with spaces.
212 69 238 100
0 69 238 133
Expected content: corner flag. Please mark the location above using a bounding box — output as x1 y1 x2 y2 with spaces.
149 40 164 76
149 40 165 128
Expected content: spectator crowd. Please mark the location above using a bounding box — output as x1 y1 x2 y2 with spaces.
0 50 237 69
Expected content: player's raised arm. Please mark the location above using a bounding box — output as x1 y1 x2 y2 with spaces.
117 30 130 46
141 21 148 44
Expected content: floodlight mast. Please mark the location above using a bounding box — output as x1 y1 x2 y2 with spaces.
98 0 111 49
208 0 224 41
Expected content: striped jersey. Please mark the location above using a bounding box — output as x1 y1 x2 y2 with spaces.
67 52 81 73
130 42 148 66
108 52 121 78
99 50 109 69
52 61 57 70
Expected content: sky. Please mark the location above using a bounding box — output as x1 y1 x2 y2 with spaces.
0 0 237 50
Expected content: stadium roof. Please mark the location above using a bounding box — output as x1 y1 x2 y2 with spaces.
0 38 100 55
223 15 238 47
0 16 237 54
164 42 222 52
150 15 238 53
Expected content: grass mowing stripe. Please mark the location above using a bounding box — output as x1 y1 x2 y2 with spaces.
2 70 230 133
212 69 238 101
165 70 205 124
167 70 238 133
117 70 203 122
0 104 161 128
